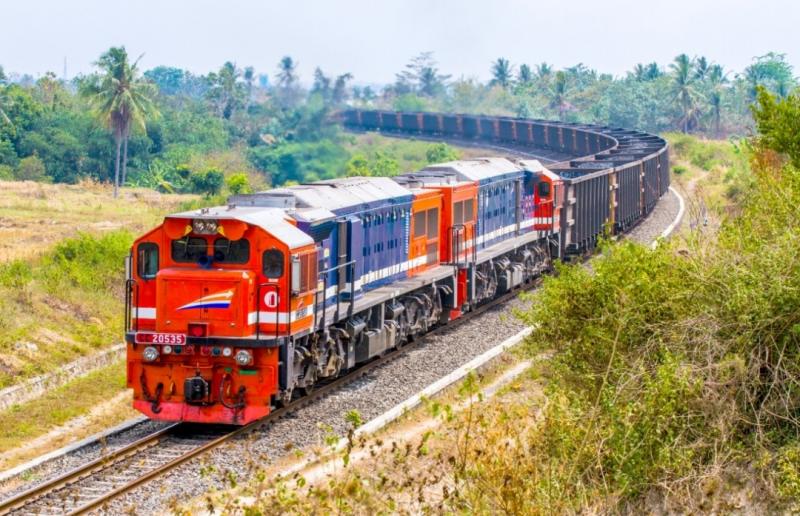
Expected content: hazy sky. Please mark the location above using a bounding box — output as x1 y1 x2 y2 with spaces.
1 0 797 84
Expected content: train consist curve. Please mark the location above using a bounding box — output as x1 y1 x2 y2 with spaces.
122 111 670 426
341 109 670 256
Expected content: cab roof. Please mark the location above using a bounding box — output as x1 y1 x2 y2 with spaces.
167 206 313 249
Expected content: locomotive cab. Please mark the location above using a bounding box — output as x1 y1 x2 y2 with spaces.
126 206 317 424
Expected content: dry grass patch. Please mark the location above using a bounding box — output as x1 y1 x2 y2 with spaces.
0 179 192 263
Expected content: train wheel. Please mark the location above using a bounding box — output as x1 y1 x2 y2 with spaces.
299 364 318 397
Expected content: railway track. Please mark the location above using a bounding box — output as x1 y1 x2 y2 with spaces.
0 281 537 515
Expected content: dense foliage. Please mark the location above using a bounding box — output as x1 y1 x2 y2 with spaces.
0 55 367 192
370 52 796 136
497 88 800 511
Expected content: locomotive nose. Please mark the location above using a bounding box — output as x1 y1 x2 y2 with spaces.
155 268 254 338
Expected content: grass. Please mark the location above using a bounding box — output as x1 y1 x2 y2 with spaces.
664 133 752 222
0 178 192 263
0 230 135 389
0 361 135 469
0 181 194 389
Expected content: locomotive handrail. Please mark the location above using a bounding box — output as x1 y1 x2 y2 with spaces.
448 224 468 269
314 260 357 329
125 278 139 333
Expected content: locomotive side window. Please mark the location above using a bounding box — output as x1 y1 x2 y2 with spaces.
263 249 284 278
413 211 426 238
538 181 551 197
427 208 439 238
137 243 159 279
171 237 207 263
213 238 250 263
453 200 474 226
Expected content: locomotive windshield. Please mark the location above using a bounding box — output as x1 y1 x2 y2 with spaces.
171 237 207 262
213 238 250 263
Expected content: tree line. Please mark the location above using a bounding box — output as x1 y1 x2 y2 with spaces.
0 48 796 195
373 52 796 137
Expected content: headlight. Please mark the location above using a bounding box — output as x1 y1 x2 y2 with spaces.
192 218 219 235
235 349 253 366
143 346 159 362
163 345 172 354
222 347 233 357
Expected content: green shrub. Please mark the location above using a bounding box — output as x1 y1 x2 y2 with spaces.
0 259 33 289
15 155 48 181
188 168 224 197
38 231 133 292
511 160 800 508
426 142 460 164
672 164 687 175
226 173 251 195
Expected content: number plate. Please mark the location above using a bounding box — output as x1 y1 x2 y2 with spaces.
135 332 186 345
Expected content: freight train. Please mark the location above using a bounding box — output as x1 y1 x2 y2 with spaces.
124 110 669 424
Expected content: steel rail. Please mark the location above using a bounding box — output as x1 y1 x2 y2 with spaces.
0 423 180 514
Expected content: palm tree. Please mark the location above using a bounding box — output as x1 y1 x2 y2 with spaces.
669 54 702 133
243 66 255 108
632 63 647 81
276 56 301 107
535 62 553 81
277 56 298 90
694 56 710 81
0 91 10 126
0 67 10 126
490 58 513 88
547 71 570 122
206 61 243 119
518 64 532 85
644 62 662 80
706 64 728 137
82 47 158 197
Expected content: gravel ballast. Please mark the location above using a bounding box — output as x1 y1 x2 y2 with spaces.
626 188 681 245
100 296 531 514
